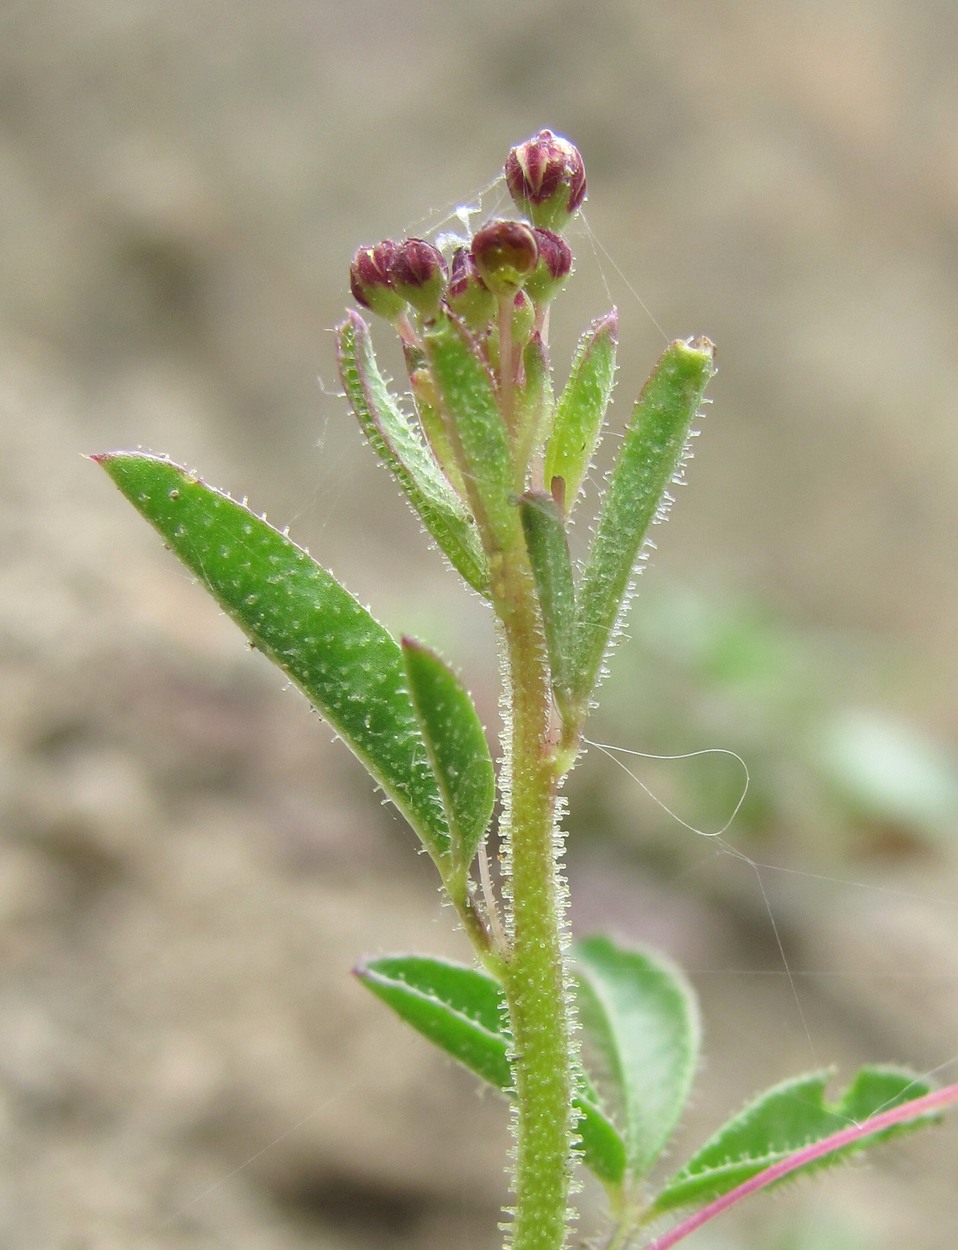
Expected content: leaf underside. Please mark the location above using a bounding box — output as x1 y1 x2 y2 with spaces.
574 935 701 1180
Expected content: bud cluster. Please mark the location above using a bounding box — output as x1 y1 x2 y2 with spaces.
349 130 583 348
343 132 587 528
337 126 713 730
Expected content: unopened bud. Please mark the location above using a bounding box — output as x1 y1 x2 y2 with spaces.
504 130 586 232
524 228 573 305
349 241 406 320
387 237 447 317
446 246 497 330
470 220 539 296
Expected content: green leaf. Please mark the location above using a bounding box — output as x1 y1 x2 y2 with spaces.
401 639 495 874
817 709 958 840
423 314 518 557
573 935 700 1179
544 310 618 513
514 334 554 479
95 452 450 865
571 337 715 710
652 1065 935 1215
519 492 577 701
356 954 627 1187
337 311 488 595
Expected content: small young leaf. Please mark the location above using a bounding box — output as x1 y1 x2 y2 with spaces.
519 492 576 700
356 954 627 1186
357 955 510 1088
401 639 495 874
544 310 618 513
337 311 488 595
571 337 715 711
423 314 518 558
95 453 450 865
574 935 700 1179
652 1065 935 1215
513 333 554 479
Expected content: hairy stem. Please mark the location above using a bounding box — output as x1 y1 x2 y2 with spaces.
496 548 573 1250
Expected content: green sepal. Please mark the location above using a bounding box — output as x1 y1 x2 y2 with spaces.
574 936 700 1180
401 639 495 876
94 452 450 865
571 337 715 711
337 311 488 595
652 1065 935 1216
423 313 518 559
544 310 618 514
355 954 628 1187
518 492 577 703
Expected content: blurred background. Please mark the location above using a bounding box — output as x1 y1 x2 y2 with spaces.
2 1 957 1247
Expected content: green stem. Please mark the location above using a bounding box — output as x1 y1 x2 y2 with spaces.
496 552 573 1250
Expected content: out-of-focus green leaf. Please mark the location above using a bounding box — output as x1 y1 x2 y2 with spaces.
401 640 495 873
571 338 715 712
95 452 450 864
337 311 488 594
574 936 700 1179
356 954 628 1186
817 710 958 839
544 310 618 513
652 1066 935 1215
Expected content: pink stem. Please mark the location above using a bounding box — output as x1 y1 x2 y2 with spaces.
644 1082 958 1250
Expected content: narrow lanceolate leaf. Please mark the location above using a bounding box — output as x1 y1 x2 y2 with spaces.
574 936 700 1180
652 1066 936 1216
337 311 488 595
401 640 495 874
513 334 553 484
423 314 518 559
356 954 627 1187
95 453 449 864
544 310 618 513
571 337 715 710
519 492 576 700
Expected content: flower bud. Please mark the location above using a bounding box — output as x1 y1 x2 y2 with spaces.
387 237 448 317
349 240 406 320
470 219 539 296
504 129 587 232
524 228 573 305
446 246 497 330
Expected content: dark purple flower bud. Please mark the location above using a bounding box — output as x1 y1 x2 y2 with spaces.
446 246 497 330
470 219 539 296
524 228 574 305
387 237 448 317
504 130 587 232
349 240 406 320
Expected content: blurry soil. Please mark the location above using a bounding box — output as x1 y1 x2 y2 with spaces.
2 3 957 1248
